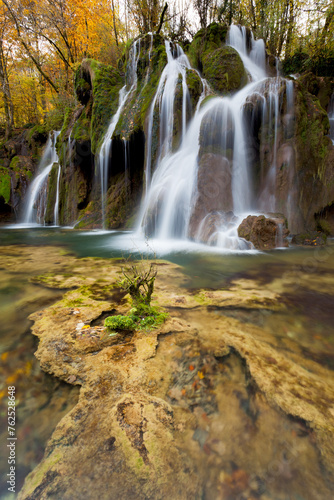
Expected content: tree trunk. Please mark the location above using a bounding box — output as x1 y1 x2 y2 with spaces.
111 0 119 46
0 39 13 138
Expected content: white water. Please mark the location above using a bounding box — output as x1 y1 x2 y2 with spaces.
98 39 141 228
144 41 193 194
136 25 294 250
329 93 334 144
54 163 61 225
22 131 60 225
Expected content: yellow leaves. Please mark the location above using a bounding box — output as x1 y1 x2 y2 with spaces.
6 373 19 384
1 351 9 361
5 362 33 384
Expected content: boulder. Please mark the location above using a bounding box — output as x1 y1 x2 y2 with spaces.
202 46 248 95
195 210 238 244
238 214 289 250
188 153 233 239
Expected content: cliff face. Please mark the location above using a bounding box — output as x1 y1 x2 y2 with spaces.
0 128 47 222
1 24 334 235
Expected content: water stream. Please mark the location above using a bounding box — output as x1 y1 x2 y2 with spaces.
22 131 60 225
0 228 333 498
329 92 334 144
98 39 141 228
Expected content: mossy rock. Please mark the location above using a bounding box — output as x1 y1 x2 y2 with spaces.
186 69 203 110
291 231 327 246
9 155 34 179
202 46 247 95
187 22 228 71
297 72 334 111
0 167 11 204
115 38 168 139
74 59 124 154
44 163 59 224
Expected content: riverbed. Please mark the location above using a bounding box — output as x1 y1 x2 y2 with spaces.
0 227 333 499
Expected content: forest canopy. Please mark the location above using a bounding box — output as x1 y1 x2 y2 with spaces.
0 0 333 136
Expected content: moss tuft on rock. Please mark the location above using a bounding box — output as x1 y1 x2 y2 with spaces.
202 46 247 94
187 22 228 71
0 167 11 204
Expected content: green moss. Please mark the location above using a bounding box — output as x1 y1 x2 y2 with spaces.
185 69 203 109
105 315 136 331
316 218 331 235
72 106 91 142
9 156 20 171
104 305 168 334
116 41 167 139
202 46 247 94
187 22 228 70
89 59 124 154
59 107 76 143
19 450 63 497
63 297 85 307
44 163 59 224
0 167 11 203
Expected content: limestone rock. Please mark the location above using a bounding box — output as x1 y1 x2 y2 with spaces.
202 46 248 95
188 154 233 240
238 214 289 250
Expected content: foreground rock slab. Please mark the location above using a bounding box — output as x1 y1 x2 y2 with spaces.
9 247 334 500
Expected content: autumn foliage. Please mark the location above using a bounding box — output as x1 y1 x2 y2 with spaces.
0 0 333 135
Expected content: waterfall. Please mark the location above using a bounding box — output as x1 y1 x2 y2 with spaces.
329 93 334 144
54 163 61 226
123 138 130 196
137 25 294 249
98 38 141 228
144 41 193 194
22 131 60 225
227 25 266 81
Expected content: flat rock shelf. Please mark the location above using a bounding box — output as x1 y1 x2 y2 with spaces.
1 245 332 500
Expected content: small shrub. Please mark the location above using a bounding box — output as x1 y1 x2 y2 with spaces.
118 262 157 313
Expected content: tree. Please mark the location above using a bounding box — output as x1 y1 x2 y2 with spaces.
0 5 13 137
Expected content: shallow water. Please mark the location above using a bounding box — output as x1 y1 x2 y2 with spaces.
0 226 334 498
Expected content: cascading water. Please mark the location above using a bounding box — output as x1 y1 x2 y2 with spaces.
54 163 61 226
328 93 334 144
22 131 60 225
144 41 194 193
137 25 295 249
98 39 141 228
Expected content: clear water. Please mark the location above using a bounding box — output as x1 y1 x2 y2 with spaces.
0 227 333 498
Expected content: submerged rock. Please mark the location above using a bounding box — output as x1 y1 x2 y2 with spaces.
238 214 289 249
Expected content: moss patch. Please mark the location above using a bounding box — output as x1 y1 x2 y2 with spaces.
203 46 247 94
0 167 11 203
187 22 228 71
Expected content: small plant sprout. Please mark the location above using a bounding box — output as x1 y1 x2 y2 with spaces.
118 261 157 312
104 255 168 334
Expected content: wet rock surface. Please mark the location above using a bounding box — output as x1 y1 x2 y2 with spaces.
2 246 332 500
238 214 289 249
291 230 327 246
